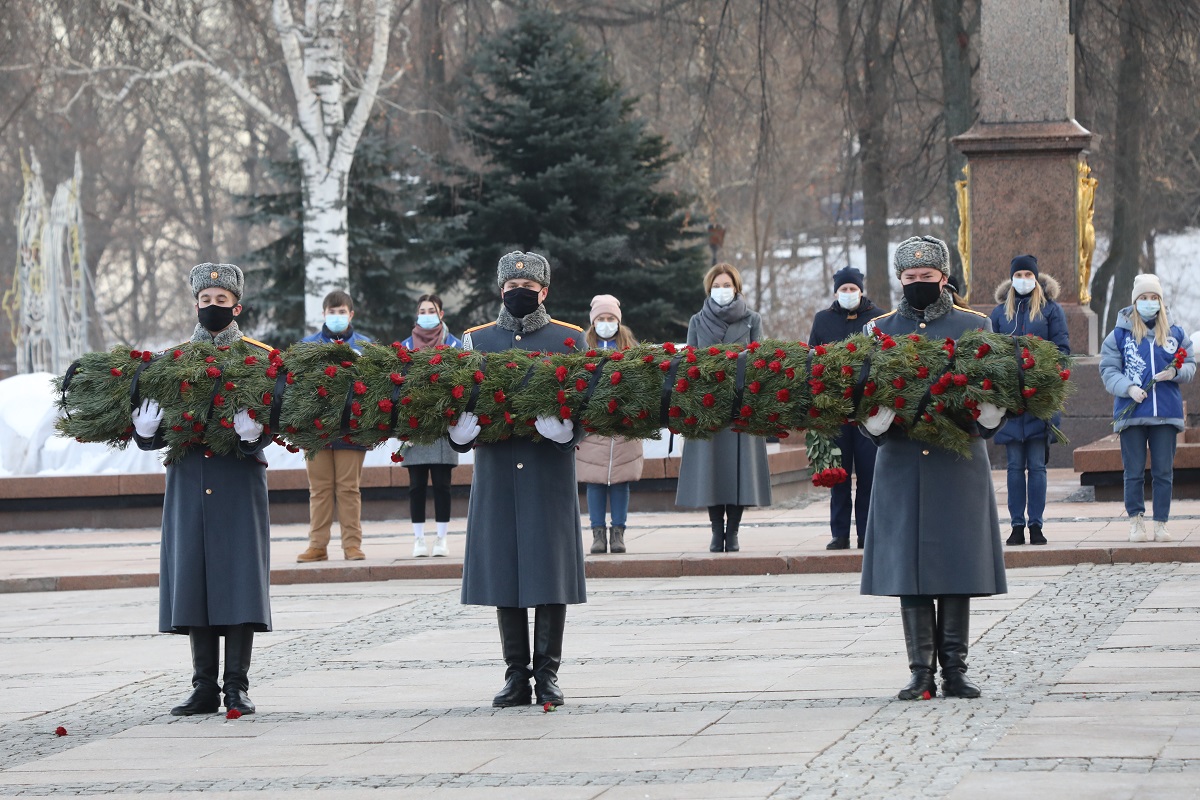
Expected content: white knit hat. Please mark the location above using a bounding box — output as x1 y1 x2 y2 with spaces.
1131 273 1164 303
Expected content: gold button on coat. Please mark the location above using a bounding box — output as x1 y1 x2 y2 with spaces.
517 463 524 470
922 450 930 456
205 488 213 494
919 323 927 329
515 335 522 341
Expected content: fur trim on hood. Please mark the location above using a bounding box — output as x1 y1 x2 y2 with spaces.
993 274 1061 304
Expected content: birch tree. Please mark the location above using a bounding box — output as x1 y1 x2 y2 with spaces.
108 0 404 328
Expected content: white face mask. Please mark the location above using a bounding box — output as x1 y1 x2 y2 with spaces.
594 321 619 339
1012 277 1037 296
416 313 441 329
837 291 861 310
1136 299 1161 319
710 286 735 306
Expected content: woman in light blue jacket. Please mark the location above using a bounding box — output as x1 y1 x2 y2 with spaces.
1099 274 1195 543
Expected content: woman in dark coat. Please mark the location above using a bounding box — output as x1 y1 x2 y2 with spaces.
449 251 586 709
860 237 1007 702
675 263 772 553
133 263 272 717
987 255 1071 546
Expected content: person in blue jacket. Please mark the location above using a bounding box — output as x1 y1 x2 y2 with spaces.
807 266 886 550
987 255 1070 546
1100 273 1196 543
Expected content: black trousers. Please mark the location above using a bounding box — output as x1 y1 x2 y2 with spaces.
407 464 453 523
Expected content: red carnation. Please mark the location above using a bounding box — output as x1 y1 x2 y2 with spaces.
180 381 191 393
130 350 141 359
205 366 220 378
685 351 697 363
172 349 183 359
224 381 235 391
109 367 124 377
637 409 649 419
408 416 419 428
213 395 225 407
142 351 152 362
669 406 682 418
286 372 295 384
753 358 766 369
564 337 576 349
244 355 258 365
205 356 216 363
351 401 363 417
975 344 991 359
663 342 677 354
226 709 242 720
430 354 443 365
378 398 394 413
322 365 337 378
643 354 655 363
607 399 619 413
493 390 507 403
814 345 827 355
313 419 324 429
559 405 572 419
908 334 921 342
504 411 514 424
430 373 440 383
55 726 67 737
748 381 761 394
863 381 876 396
916 366 929 379
776 389 790 402
893 397 906 409
892 377 906 390
952 374 968 387
478 415 492 425
726 350 738 359
266 366 278 379
708 346 721 355
262 392 272 405
809 407 821 418
675 378 689 393
391 452 403 463
715 370 726 382
1023 358 1036 369
183 411 194 421
584 363 597 372
505 361 517 369
931 384 945 396
220 418 233 429
556 390 567 404
611 371 622 385
982 379 993 390
317 386 329 398
741 405 754 417
1060 369 1071 380
703 393 715 407
842 387 854 399
1022 387 1038 398
880 338 897 350
747 341 761 351
352 381 366 395
846 342 857 352
687 366 700 379
448 385 463 400
810 380 825 395
812 363 825 378
610 352 624 361
785 367 795 380
576 378 588 392
555 366 568 382
474 370 485 384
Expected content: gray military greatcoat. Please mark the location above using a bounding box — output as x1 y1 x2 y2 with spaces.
859 305 1007 598
675 309 773 508
455 317 587 608
135 340 273 634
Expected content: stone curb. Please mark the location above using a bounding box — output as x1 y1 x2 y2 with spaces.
3 545 1199 594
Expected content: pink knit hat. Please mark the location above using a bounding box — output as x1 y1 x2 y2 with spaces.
589 294 622 324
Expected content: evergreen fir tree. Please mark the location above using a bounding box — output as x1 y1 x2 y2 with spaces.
422 9 708 342
239 125 418 345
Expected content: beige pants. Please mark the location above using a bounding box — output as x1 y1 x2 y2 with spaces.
305 449 366 550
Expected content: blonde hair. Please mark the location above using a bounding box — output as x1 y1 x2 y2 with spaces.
1004 279 1046 323
586 323 637 350
704 263 742 294
1130 303 1171 347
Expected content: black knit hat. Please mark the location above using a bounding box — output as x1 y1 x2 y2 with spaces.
832 266 864 293
1010 254 1039 278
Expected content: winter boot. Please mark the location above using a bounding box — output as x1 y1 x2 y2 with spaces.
533 604 567 707
590 526 608 554
897 605 937 701
609 525 627 554
493 608 532 707
222 625 257 714
708 506 725 552
725 505 743 552
826 537 850 550
1028 523 1047 545
1006 525 1025 546
937 597 981 698
170 627 221 716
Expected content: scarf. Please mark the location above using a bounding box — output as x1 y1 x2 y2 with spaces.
497 304 552 335
694 294 749 345
896 288 954 324
410 321 445 350
190 320 244 348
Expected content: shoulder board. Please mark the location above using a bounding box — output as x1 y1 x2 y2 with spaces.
868 310 899 324
953 305 989 319
463 321 497 336
551 319 584 333
240 336 275 352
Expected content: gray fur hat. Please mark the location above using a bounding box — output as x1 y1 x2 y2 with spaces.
190 262 244 299
893 236 950 278
496 251 550 288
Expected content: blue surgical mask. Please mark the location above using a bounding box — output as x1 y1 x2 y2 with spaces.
416 313 441 330
595 321 619 340
1136 300 1160 320
1011 277 1037 296
710 287 735 306
325 314 350 333
837 291 861 310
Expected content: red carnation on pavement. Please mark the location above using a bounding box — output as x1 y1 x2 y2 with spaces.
226 709 242 720
55 726 67 737
543 702 556 713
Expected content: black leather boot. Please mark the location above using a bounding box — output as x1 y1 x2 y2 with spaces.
725 505 743 552
590 526 607 554
171 626 221 716
708 506 725 552
533 604 566 707
609 525 626 554
1028 524 1047 545
222 625 257 714
493 607 532 707
937 597 981 698
826 537 850 550
897 605 937 700
1006 525 1025 546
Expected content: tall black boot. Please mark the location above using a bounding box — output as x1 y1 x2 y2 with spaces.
725 505 743 552
897 605 937 700
533 604 567 707
707 506 725 552
170 626 221 716
937 597 981 698
493 607 532 707
222 625 256 714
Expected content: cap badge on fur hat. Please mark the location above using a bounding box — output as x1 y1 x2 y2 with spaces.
516 261 524 269
210 270 219 279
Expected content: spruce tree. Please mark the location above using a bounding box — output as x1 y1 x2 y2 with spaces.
422 9 708 342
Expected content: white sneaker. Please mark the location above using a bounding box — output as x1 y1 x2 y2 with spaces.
1154 521 1172 542
1129 514 1148 543
432 537 449 557
412 538 429 557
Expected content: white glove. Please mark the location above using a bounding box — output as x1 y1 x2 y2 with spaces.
1128 386 1148 403
233 408 264 442
131 399 163 438
862 406 896 436
977 402 1005 429
534 415 575 444
1154 367 1177 383
448 411 480 445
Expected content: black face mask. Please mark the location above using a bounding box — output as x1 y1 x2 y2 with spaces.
902 280 943 311
503 286 541 318
197 304 236 333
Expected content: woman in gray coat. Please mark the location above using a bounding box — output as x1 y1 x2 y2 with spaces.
675 263 772 552
860 237 1007 702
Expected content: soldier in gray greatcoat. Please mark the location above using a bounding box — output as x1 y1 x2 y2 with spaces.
447 251 586 708
859 237 1008 701
133 263 273 717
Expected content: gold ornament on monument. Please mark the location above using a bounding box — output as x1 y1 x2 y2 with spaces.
955 164 970 300
1077 160 1098 305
